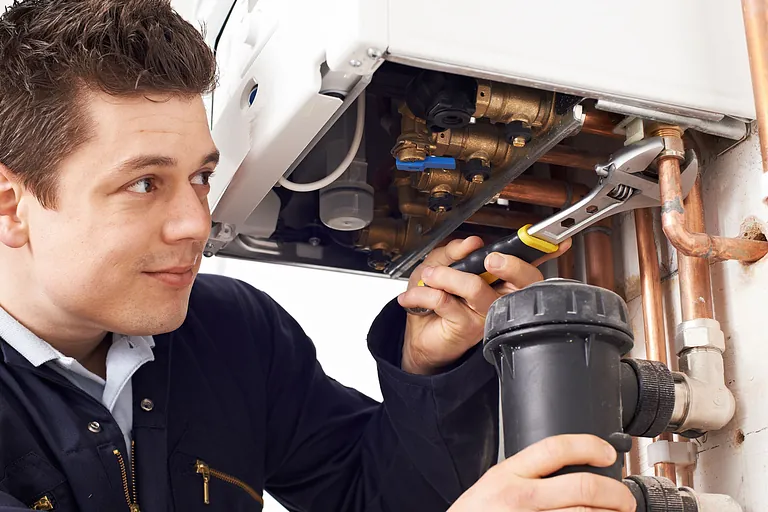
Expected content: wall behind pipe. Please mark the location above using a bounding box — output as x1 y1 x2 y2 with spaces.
616 132 768 508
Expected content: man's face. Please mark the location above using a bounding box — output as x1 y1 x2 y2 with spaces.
17 92 217 336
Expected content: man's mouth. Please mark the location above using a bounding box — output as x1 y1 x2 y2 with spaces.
143 264 196 288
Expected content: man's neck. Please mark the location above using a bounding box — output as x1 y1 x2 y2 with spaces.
0 283 109 370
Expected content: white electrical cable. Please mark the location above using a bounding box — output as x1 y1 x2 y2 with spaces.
277 94 366 192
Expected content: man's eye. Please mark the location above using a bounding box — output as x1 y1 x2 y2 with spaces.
191 171 214 187
127 178 155 194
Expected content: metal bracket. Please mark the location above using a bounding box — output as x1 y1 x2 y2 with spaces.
204 222 237 257
596 100 748 141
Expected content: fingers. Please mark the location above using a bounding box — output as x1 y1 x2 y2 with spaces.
484 252 544 290
482 237 574 289
501 434 617 479
422 236 485 268
417 265 498 316
544 237 574 264
398 284 473 323
532 473 636 512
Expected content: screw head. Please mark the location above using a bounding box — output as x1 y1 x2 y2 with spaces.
88 421 101 434
512 136 527 148
349 59 362 68
308 237 321 247
203 251 213 258
366 48 382 60
140 398 154 412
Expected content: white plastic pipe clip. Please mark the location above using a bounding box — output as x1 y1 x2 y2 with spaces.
647 439 697 467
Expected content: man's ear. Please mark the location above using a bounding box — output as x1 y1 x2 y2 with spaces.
0 164 29 248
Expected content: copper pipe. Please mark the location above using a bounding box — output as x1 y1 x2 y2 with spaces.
584 220 615 290
539 145 605 171
635 207 677 482
557 247 576 279
500 176 589 208
465 209 542 230
654 439 678 481
582 109 624 139
635 209 668 364
675 170 715 492
659 156 768 262
678 176 715 321
742 0 768 201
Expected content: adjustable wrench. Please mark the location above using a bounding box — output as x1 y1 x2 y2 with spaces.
406 136 699 316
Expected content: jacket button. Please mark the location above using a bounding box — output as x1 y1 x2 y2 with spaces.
140 398 154 412
88 421 101 433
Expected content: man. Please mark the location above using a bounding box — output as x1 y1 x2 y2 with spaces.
0 0 635 511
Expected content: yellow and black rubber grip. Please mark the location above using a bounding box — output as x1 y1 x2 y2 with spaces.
418 224 560 287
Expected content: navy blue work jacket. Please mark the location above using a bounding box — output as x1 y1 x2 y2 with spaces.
0 274 498 511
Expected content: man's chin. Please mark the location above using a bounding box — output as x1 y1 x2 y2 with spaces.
114 302 190 336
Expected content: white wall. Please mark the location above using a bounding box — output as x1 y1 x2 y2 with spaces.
199 256 407 511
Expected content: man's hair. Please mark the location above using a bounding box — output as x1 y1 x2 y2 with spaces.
0 0 218 208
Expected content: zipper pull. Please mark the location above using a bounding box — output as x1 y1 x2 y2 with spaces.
129 505 141 512
31 496 54 510
195 460 211 505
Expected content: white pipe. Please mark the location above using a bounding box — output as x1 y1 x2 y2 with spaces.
669 318 736 433
278 94 366 192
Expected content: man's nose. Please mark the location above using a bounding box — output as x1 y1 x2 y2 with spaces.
163 185 211 244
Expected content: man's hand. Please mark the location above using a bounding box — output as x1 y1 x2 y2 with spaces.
448 434 636 512
397 236 571 375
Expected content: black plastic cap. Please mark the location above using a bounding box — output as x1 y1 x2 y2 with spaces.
504 121 533 144
462 158 492 182
428 191 454 212
484 279 634 342
405 70 477 133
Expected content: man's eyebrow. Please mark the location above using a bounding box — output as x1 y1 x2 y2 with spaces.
112 155 177 175
112 150 220 174
202 150 220 167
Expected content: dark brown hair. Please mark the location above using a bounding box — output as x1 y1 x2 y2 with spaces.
0 0 218 208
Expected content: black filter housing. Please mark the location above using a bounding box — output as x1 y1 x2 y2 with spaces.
483 279 635 480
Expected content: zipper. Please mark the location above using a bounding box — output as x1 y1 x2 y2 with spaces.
114 441 140 512
195 460 263 506
31 495 54 510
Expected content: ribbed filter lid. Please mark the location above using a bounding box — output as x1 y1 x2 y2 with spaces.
484 279 634 343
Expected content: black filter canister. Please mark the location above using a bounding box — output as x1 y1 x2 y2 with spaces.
483 279 635 480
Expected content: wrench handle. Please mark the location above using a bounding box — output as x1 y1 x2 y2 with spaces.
405 225 560 316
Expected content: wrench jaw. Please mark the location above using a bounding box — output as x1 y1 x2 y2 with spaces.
597 136 666 176
529 141 700 246
679 149 700 199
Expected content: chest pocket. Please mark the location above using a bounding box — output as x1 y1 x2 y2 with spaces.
170 450 263 511
169 425 264 512
0 452 77 511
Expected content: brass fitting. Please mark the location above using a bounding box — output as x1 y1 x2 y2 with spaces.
392 104 434 163
648 123 686 162
512 137 527 148
474 80 555 130
356 217 424 258
413 168 479 199
433 123 514 168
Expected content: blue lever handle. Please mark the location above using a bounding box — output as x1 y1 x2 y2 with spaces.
396 156 457 172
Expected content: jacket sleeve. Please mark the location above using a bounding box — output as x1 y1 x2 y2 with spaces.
0 492 30 509
257 290 499 512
